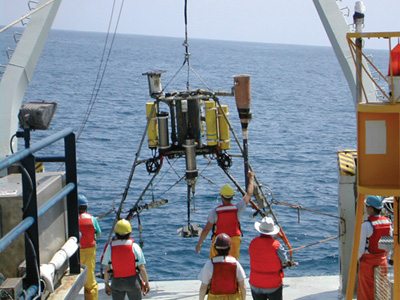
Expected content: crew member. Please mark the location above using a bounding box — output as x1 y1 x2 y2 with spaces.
78 194 102 300
198 233 246 300
102 219 150 300
357 195 392 300
196 171 254 259
249 217 292 300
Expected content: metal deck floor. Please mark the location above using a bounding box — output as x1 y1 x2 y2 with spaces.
77 275 342 299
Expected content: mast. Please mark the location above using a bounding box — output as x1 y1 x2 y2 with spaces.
312 0 377 107
0 0 62 166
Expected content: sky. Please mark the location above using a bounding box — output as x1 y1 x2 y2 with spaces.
1 0 400 49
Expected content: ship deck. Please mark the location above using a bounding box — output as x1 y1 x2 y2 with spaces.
77 275 342 299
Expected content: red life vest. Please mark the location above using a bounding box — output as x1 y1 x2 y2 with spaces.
249 235 284 289
111 238 137 278
79 213 96 249
215 204 241 237
367 216 391 254
210 256 238 295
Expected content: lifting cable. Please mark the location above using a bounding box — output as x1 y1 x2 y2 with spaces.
161 0 213 94
183 0 190 90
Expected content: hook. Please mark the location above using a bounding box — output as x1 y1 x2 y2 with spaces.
28 1 38 11
6 47 14 59
14 32 22 43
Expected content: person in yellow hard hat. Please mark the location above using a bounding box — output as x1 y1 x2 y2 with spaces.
101 219 150 300
196 171 254 259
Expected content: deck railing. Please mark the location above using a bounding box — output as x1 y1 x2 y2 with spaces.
0 128 79 298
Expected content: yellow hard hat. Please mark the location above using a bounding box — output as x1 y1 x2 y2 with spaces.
220 184 234 198
115 219 132 235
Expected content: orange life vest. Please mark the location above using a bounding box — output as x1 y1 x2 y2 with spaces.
111 238 137 278
79 213 96 249
366 216 391 254
215 204 241 237
249 235 284 289
210 256 238 295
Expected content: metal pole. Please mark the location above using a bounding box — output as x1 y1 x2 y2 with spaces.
0 127 73 171
187 185 191 228
354 2 365 104
0 217 34 253
394 197 400 300
243 138 249 188
346 193 365 300
65 132 80 274
346 3 365 299
21 154 40 290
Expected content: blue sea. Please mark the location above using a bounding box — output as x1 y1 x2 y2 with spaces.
0 29 389 281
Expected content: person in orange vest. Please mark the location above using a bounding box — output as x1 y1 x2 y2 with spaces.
249 217 293 300
102 219 150 300
198 233 246 300
78 194 102 300
357 195 392 300
196 171 254 259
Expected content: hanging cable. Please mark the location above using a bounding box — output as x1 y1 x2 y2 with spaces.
160 0 216 94
76 0 126 141
183 0 190 89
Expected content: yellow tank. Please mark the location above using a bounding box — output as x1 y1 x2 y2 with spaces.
200 100 205 139
146 102 158 148
205 101 218 146
217 105 230 150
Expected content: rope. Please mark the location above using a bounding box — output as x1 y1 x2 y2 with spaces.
189 65 214 92
76 0 125 141
287 234 343 252
153 157 182 193
265 188 344 222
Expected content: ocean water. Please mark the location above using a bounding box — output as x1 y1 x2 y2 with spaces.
0 29 389 281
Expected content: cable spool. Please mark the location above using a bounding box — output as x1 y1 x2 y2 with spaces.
146 157 162 173
217 152 232 170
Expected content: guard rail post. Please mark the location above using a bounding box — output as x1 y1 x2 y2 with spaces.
21 153 40 291
65 132 80 274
